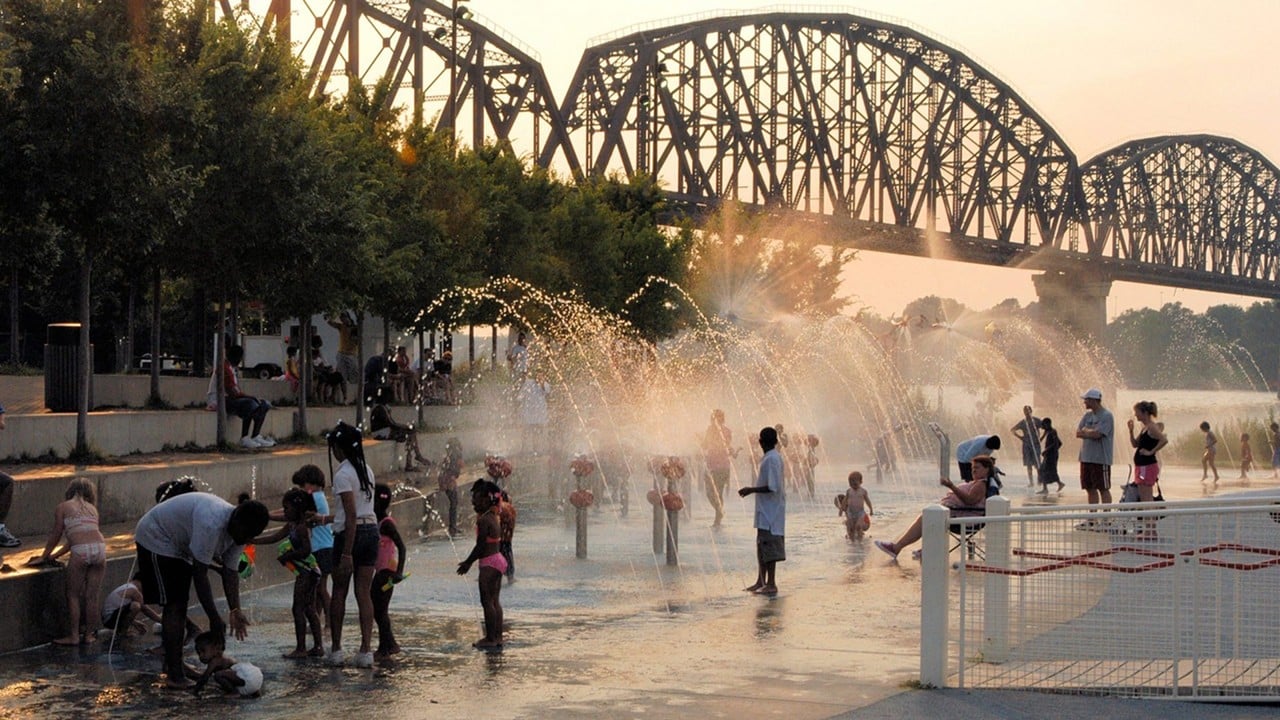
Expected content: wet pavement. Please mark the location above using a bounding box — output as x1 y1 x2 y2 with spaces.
1 462 1278 719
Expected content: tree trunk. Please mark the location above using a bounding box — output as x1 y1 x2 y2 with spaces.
297 316 310 437
192 287 207 378
355 310 366 427
149 267 161 402
416 329 425 426
8 268 19 366
123 282 136 374
75 255 92 457
215 299 227 448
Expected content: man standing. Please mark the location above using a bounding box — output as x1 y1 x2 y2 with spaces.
739 426 784 596
1076 388 1114 508
702 409 735 528
955 434 1001 481
133 492 269 689
1010 405 1043 487
327 311 360 388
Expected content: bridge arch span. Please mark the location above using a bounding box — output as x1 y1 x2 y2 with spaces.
1081 135 1280 287
543 11 1083 247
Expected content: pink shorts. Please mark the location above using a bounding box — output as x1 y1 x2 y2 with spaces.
1134 464 1160 486
478 553 509 574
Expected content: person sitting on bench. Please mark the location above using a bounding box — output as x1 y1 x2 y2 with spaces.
874 454 999 560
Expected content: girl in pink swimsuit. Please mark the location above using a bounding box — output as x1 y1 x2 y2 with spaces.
36 478 107 645
371 484 406 660
457 479 506 649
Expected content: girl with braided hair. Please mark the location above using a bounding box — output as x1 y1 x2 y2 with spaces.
324 421 378 668
458 479 506 650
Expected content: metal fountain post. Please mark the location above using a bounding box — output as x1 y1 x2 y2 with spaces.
575 473 588 559
652 475 664 554
665 479 679 566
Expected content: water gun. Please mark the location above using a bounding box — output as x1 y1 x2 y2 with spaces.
381 572 411 592
237 544 256 579
277 539 319 576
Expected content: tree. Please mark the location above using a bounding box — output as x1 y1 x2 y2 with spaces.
4 0 196 454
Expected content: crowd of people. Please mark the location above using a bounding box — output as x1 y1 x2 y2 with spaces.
8 356 1280 697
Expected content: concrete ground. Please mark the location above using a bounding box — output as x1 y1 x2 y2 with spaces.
0 456 1276 718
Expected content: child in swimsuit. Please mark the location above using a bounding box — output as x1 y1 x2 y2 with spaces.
372 484 406 660
35 478 107 645
458 479 506 650
192 630 262 697
838 471 873 541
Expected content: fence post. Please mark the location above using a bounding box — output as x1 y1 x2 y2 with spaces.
920 504 950 687
983 495 1011 663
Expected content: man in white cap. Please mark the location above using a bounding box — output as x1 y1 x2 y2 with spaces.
1075 388 1114 509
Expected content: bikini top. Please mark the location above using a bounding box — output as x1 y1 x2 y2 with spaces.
64 513 100 532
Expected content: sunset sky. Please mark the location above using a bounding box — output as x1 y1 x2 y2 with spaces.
463 0 1280 318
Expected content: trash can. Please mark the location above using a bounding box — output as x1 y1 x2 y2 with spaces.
45 323 92 412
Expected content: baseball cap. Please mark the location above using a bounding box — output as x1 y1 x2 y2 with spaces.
1081 388 1103 400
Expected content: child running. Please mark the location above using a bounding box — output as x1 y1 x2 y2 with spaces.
457 479 506 650
836 471 873 541
1200 421 1220 484
372 484 407 661
191 630 262 697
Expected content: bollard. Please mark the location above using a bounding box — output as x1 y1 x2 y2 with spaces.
575 505 588 559
575 476 588 559
665 508 679 565
652 486 664 554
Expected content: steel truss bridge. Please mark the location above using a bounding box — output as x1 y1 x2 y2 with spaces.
228 1 1280 299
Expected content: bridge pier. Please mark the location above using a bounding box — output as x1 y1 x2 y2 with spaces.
1031 272 1112 410
1031 271 1111 341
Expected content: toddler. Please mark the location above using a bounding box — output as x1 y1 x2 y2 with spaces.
191 631 262 697
372 484 407 660
1240 432 1253 480
836 471 873 540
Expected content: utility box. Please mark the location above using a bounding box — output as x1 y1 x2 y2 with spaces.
45 323 93 412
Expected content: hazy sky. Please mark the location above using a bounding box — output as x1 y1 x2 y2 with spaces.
463 1 1280 317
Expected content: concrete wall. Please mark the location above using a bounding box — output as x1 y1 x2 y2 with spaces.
6 443 402 537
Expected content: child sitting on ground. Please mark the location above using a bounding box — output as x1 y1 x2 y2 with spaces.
835 471 873 541
191 631 262 697
372 484 407 660
101 574 165 637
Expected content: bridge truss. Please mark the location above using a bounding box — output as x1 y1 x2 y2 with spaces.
228 3 1280 299
217 0 573 160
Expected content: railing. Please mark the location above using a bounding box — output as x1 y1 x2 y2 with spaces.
920 494 1280 699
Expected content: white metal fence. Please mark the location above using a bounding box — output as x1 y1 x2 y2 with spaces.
920 495 1280 700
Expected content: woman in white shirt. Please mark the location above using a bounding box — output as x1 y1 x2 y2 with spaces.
324 422 379 668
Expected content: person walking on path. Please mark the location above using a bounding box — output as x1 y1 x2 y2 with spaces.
1010 406 1042 487
739 426 785 596
701 409 736 528
1076 388 1115 511
1036 418 1065 494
